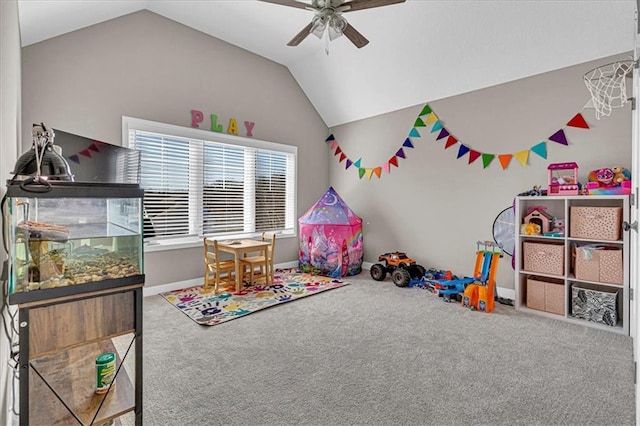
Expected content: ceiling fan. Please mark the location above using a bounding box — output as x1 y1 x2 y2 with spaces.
259 0 407 49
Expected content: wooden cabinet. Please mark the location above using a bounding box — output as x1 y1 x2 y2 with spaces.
514 195 630 334
18 284 143 425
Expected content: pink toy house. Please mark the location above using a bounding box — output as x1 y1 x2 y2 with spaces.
548 162 579 196
523 207 554 234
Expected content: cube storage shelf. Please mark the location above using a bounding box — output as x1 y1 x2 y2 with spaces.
514 195 630 335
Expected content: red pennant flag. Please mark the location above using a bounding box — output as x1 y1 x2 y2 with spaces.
389 156 399 167
468 150 481 164
88 143 100 152
339 153 346 162
444 135 458 149
79 149 92 158
334 147 342 156
567 113 589 129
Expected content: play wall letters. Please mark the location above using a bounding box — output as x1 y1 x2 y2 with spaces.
190 109 255 137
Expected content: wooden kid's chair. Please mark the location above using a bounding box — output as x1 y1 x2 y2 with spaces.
204 238 236 293
240 232 276 287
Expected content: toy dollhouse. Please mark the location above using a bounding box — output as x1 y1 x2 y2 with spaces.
548 162 579 196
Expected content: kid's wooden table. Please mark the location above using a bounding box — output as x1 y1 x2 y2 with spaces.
217 239 270 293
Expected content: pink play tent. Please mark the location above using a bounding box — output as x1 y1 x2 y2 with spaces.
298 187 363 277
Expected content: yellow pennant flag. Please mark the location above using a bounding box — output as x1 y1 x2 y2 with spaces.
424 113 439 124
514 150 529 166
365 168 374 179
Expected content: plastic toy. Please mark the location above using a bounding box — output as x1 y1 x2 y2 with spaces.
547 162 579 196
586 166 631 195
429 241 502 313
370 252 426 287
523 206 553 234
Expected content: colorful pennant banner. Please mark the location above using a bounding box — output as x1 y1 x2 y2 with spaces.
326 106 591 179
65 141 107 164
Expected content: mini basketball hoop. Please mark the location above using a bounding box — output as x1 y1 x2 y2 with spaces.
583 59 634 120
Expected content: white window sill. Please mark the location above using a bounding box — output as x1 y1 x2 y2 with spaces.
144 232 296 253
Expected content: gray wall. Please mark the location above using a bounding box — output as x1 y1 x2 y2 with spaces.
21 10 330 287
0 0 21 422
329 53 632 292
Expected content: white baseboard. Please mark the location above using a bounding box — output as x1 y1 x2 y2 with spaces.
143 261 300 297
144 261 517 301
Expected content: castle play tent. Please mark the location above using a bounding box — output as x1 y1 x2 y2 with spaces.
298 187 363 277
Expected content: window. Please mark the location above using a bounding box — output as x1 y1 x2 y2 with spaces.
122 117 296 242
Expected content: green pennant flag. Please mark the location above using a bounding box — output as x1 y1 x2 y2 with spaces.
358 168 366 179
414 117 426 127
419 104 432 116
482 153 495 169
530 142 547 159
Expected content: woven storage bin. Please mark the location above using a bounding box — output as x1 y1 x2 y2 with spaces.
527 277 564 315
571 285 618 326
574 246 623 285
522 242 564 275
570 206 622 241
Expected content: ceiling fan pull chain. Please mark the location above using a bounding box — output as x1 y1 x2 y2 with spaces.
325 33 330 55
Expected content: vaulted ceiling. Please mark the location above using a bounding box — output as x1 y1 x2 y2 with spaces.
17 0 635 127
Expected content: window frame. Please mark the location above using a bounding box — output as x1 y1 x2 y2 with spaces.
122 116 297 251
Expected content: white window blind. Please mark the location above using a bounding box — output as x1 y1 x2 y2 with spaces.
123 117 296 241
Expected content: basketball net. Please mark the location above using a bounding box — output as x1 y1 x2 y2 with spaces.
583 59 634 119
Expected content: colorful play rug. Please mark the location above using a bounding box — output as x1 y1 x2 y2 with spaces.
161 269 349 326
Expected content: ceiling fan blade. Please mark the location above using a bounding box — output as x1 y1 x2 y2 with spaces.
287 22 314 46
342 23 369 48
258 0 312 10
341 0 406 12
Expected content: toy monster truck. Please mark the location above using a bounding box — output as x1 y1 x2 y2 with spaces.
370 252 426 287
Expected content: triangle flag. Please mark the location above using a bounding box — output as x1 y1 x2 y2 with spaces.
414 117 426 127
346 159 353 169
457 145 470 159
79 149 92 158
403 138 414 148
334 147 342 156
389 156 399 167
382 162 391 174
365 169 374 180
68 154 80 164
530 142 547 159
330 141 338 150
445 135 458 149
419 104 432 116
482 154 495 169
549 129 568 145
567 113 589 129
325 134 335 142
514 150 529 166
339 153 346 162
373 167 382 178
424 113 438 124
409 128 421 138
468 150 481 164
88 143 100 152
358 168 366 179
354 158 361 168
396 148 406 159
431 121 443 133
436 128 450 141
498 154 513 170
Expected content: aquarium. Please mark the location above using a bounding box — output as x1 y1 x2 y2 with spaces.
5 182 144 304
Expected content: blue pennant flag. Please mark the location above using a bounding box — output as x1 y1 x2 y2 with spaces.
403 138 414 148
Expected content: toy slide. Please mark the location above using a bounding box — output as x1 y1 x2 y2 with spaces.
435 241 502 313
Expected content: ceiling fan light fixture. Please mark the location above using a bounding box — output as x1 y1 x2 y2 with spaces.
311 15 327 39
328 15 346 40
